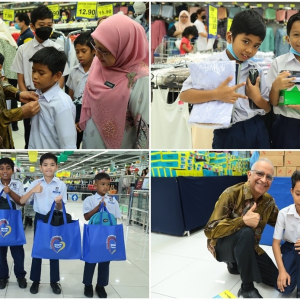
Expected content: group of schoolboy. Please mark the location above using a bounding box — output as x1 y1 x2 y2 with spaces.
8 4 96 149
181 10 300 149
0 154 121 298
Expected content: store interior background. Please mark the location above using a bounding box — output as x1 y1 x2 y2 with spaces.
0 150 149 298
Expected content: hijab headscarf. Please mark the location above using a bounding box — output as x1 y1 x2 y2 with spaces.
0 19 17 49
79 14 149 149
175 10 192 33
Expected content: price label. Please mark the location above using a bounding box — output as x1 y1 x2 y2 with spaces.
76 2 96 19
97 4 113 18
208 5 218 38
279 4 284 8
268 3 273 7
218 2 223 5
232 2 237 4
257 4 262 7
47 4 60 20
244 3 249 6
290 4 295 7
3 9 14 21
227 18 233 33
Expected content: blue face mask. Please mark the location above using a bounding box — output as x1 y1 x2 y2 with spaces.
290 47 300 56
227 43 239 60
14 23 21 30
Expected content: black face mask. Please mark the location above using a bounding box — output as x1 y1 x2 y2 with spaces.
35 27 52 41
201 15 206 20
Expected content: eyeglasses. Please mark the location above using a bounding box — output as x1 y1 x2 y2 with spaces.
251 170 274 182
90 40 111 57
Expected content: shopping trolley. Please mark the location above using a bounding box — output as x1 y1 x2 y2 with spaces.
154 36 182 63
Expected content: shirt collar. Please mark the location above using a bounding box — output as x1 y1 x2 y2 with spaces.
286 51 300 63
41 176 59 184
0 179 13 186
96 193 107 198
32 37 51 48
74 63 87 74
37 82 60 102
287 204 300 218
20 27 30 36
220 49 256 70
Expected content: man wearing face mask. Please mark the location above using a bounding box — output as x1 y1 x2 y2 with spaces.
14 13 34 47
11 4 69 149
194 8 208 51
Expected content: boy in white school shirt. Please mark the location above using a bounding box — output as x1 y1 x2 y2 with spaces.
28 47 76 149
82 172 121 298
20 153 67 295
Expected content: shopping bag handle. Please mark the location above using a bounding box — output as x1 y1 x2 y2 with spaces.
98 202 113 225
48 200 67 225
0 189 13 210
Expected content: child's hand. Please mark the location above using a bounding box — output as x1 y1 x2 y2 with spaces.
99 197 106 207
272 71 296 91
277 270 291 292
32 182 43 194
245 76 261 102
54 195 62 203
215 76 248 104
3 183 11 195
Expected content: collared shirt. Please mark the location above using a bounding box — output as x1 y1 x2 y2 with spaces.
17 27 34 47
10 37 69 90
83 193 121 219
28 82 76 149
273 204 300 243
0 179 24 210
66 63 89 105
26 177 67 215
266 52 300 119
204 182 279 258
181 50 269 125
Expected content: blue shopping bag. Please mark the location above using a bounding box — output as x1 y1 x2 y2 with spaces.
31 201 81 259
82 203 126 263
0 190 26 246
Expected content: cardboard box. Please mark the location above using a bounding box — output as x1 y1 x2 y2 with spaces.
273 167 277 177
276 167 286 177
259 155 284 166
287 167 297 176
285 156 300 167
285 151 300 156
260 151 284 156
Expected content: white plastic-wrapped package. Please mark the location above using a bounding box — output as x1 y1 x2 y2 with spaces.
188 61 236 129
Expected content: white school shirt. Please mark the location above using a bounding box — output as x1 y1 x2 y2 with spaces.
266 51 300 119
66 63 89 104
83 193 121 219
10 37 69 90
181 50 269 125
194 19 208 51
26 177 67 215
0 179 24 210
28 82 76 149
273 204 300 243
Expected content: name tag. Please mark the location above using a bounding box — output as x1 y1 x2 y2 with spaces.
52 191 60 194
104 81 115 89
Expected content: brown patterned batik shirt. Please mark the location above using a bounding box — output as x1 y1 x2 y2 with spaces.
204 181 279 258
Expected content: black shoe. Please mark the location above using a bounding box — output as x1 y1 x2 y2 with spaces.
50 282 61 294
84 285 93 298
297 289 300 298
0 279 8 289
30 281 39 294
17 277 27 288
226 262 239 275
238 287 262 298
95 285 107 298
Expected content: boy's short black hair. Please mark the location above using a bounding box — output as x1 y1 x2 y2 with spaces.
29 47 67 75
95 173 110 181
196 8 205 16
40 153 57 165
0 53 5 65
74 32 93 51
291 170 300 189
15 12 30 26
0 157 14 170
230 10 266 41
182 25 198 38
31 4 53 26
287 12 300 36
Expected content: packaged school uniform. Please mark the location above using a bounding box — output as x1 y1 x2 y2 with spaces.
82 193 121 287
0 179 26 282
181 50 270 149
26 177 67 283
266 51 300 148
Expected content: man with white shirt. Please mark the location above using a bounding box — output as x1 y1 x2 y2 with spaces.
194 8 208 51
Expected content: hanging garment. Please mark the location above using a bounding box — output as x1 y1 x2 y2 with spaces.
218 7 227 19
151 4 161 16
275 27 290 57
176 4 188 16
161 5 174 18
264 8 276 20
120 6 128 14
151 88 192 149
228 7 241 18
151 20 167 63
189 6 199 15
253 8 263 17
287 10 299 20
276 10 286 22
260 27 275 53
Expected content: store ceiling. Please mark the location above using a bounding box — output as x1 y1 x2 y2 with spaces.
0 151 148 174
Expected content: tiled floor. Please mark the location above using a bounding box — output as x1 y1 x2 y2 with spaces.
151 230 295 298
2 201 149 298
11 120 25 149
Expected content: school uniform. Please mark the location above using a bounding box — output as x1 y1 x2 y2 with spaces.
82 193 121 286
26 177 67 283
0 179 26 281
181 50 270 149
266 51 300 148
273 204 300 294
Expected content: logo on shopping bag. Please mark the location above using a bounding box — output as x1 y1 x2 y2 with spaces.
0 219 11 238
106 235 116 254
50 236 65 253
